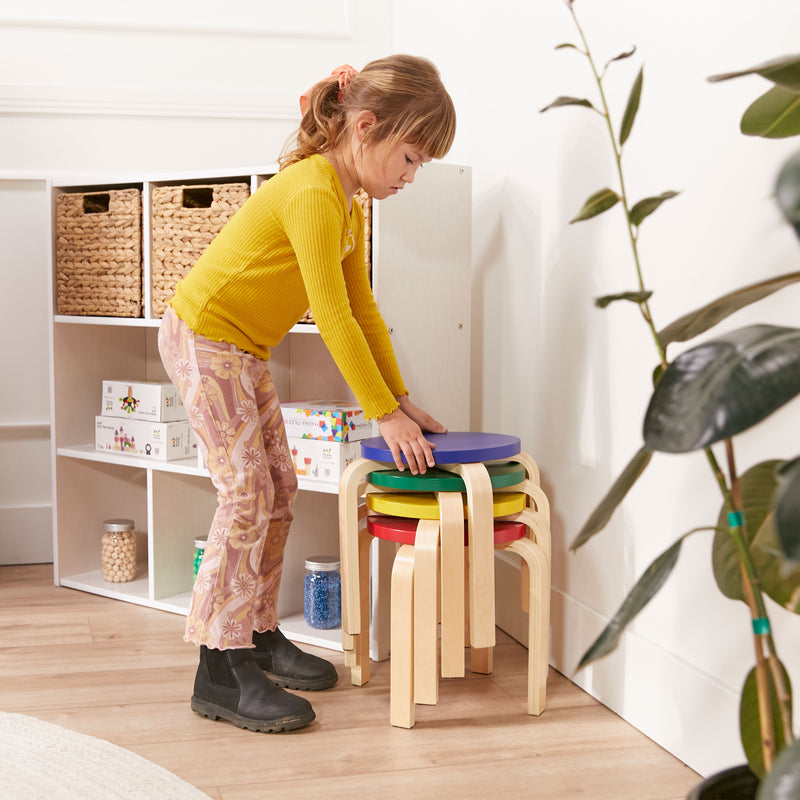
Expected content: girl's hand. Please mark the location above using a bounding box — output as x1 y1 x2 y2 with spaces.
377 396 447 474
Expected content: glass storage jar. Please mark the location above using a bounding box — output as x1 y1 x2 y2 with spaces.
303 556 341 629
101 518 137 582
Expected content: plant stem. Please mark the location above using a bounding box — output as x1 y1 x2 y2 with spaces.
568 5 667 370
723 440 794 751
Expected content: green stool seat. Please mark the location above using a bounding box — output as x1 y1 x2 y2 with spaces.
368 461 525 492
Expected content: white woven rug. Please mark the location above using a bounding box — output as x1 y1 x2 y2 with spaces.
0 712 211 800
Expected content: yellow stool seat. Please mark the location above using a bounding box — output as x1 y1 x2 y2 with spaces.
366 491 526 519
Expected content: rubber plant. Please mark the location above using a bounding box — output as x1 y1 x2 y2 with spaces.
540 2 800 797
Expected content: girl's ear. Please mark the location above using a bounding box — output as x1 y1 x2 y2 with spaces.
353 110 377 143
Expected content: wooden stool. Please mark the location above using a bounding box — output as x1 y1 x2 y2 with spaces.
340 432 523 661
338 432 551 703
366 462 528 678
368 514 550 728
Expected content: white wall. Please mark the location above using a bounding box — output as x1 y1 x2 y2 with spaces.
4 0 800 780
0 1 393 563
394 0 800 779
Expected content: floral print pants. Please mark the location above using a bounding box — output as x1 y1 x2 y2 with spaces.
158 307 298 649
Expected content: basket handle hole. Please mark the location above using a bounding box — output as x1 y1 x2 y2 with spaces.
83 194 110 214
182 187 214 209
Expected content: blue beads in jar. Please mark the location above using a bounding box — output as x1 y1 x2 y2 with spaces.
304 556 341 629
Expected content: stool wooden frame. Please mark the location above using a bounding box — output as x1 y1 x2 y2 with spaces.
368 514 549 728
337 451 551 724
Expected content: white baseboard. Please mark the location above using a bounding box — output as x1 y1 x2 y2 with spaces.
0 505 53 565
495 553 743 778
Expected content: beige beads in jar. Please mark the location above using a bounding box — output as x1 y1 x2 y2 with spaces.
101 518 137 582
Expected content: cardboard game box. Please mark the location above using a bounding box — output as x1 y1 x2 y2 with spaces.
101 380 187 422
281 401 375 442
288 436 361 483
95 416 195 462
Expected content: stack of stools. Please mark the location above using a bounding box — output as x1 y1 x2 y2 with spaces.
337 431 551 728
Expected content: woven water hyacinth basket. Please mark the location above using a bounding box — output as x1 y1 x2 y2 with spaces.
150 182 250 317
56 188 142 317
298 189 372 324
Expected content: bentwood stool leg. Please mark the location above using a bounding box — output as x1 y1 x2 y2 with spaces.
507 507 551 568
508 450 541 486
347 524 373 686
413 518 440 705
450 462 495 649
506 537 550 715
390 544 416 729
465 542 493 675
509 477 551 526
339 458 384 646
437 490 467 678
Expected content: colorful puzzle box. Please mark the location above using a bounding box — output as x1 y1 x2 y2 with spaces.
280 401 376 443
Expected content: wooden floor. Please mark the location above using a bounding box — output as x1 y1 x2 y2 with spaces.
0 564 699 799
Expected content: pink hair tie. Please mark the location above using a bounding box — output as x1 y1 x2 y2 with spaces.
299 64 358 115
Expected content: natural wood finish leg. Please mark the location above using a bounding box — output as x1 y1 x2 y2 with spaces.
470 646 493 674
413 518 440 705
339 458 384 636
348 525 373 686
390 544 415 729
463 543 493 674
508 477 551 526
508 450 541 485
438 491 466 678
507 537 550 715
451 462 495 649
506 507 551 567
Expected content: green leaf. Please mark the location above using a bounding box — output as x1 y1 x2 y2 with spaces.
570 188 620 223
629 191 680 227
603 46 637 73
619 66 644 146
540 96 596 113
741 85 800 139
657 272 800 350
740 661 792 779
776 150 800 239
757 737 800 799
774 456 800 561
575 538 684 671
555 43 581 52
644 325 800 453
571 447 653 550
712 460 800 612
595 291 652 309
709 54 800 92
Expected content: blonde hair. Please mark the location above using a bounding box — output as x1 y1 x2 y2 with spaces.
279 54 456 169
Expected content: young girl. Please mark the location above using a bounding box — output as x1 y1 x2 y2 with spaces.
158 54 457 732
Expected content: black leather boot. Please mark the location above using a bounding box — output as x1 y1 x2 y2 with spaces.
252 627 338 691
191 645 315 732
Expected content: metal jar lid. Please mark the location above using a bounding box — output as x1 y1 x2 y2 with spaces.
103 518 134 532
304 555 340 572
193 537 208 550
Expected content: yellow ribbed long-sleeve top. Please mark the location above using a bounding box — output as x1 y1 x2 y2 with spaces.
170 154 407 420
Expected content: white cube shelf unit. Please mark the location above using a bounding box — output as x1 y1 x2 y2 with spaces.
48 163 471 653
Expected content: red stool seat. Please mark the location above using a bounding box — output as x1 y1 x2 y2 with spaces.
367 515 526 546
